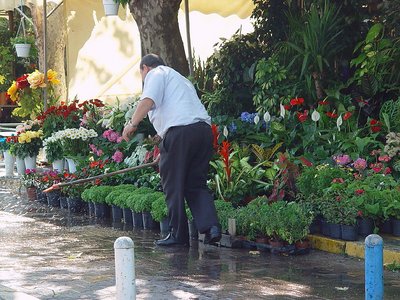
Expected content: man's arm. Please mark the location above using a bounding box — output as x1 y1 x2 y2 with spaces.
122 98 155 141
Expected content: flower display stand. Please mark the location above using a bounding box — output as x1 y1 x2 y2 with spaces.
16 156 26 175
24 155 37 170
52 159 64 172
102 0 119 16
3 150 15 177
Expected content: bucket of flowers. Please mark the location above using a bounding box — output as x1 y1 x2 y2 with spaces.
9 129 43 169
21 168 39 201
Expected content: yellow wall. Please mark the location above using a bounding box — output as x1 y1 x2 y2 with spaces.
64 0 254 103
65 0 142 103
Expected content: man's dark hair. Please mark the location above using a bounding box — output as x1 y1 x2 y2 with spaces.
140 54 165 69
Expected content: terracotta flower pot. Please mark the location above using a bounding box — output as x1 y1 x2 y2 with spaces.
26 186 37 201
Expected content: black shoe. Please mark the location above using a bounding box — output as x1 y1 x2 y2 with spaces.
203 225 222 245
155 233 189 247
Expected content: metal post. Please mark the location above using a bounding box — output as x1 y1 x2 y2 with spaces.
114 236 135 300
184 0 193 77
365 234 383 300
43 0 48 111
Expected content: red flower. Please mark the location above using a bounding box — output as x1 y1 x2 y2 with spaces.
290 97 305 106
283 104 291 110
318 100 329 106
326 111 338 118
211 124 220 151
370 162 383 173
296 110 308 123
343 111 352 121
355 189 365 195
370 119 382 132
378 155 391 162
336 196 341 202
16 74 29 89
384 167 392 175
357 210 363 217
299 156 313 167
332 178 344 184
219 140 231 181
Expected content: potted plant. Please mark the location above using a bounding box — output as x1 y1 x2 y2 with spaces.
151 195 169 234
43 139 65 171
11 35 35 58
9 130 43 169
21 168 38 201
102 0 120 16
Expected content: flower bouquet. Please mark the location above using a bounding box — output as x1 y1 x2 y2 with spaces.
37 100 82 139
9 130 43 159
21 168 39 188
43 127 98 159
7 69 60 119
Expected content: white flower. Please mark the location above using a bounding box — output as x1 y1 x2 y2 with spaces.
336 115 343 131
263 112 271 123
311 110 320 122
254 115 260 125
280 104 285 118
223 126 229 138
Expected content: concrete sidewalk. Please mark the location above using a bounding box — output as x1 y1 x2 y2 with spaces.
0 176 400 299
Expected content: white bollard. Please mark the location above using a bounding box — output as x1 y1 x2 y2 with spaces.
114 236 135 300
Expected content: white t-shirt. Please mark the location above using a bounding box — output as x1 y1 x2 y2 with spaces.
140 66 211 138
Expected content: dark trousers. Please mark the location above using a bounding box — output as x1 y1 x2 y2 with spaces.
159 122 219 244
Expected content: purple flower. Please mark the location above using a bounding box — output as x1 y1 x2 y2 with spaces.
112 150 124 163
353 158 367 170
333 154 351 166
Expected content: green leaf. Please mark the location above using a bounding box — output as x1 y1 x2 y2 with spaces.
366 23 383 44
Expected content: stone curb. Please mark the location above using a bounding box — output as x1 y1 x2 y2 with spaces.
308 234 400 264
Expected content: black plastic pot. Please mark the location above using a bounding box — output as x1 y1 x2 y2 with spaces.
94 203 110 219
159 217 170 235
327 223 341 239
68 197 82 213
392 219 400 237
358 218 374 237
341 224 358 241
132 211 143 228
122 208 133 225
112 205 123 223
47 190 61 207
142 211 158 230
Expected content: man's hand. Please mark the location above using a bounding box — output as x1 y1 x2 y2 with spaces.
122 124 137 141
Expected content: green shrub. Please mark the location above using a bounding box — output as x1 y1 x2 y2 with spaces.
134 191 163 212
214 199 237 234
151 195 168 222
104 185 137 206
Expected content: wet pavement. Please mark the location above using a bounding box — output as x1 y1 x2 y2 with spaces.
0 177 400 299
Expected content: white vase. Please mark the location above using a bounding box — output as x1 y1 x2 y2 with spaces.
24 155 37 170
66 158 77 173
103 0 119 16
16 156 26 175
52 159 65 173
3 150 15 177
14 43 31 58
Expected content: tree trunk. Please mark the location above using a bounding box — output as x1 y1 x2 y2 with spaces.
312 72 324 100
30 2 67 102
128 0 189 77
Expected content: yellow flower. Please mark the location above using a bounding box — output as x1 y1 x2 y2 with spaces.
7 81 19 102
27 70 46 89
0 74 5 84
47 69 60 85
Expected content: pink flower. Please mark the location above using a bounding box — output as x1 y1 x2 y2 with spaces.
112 150 124 163
353 158 367 170
108 131 119 142
355 189 365 195
116 136 123 143
378 155 391 162
370 162 383 173
332 178 344 184
333 154 351 166
384 167 392 175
